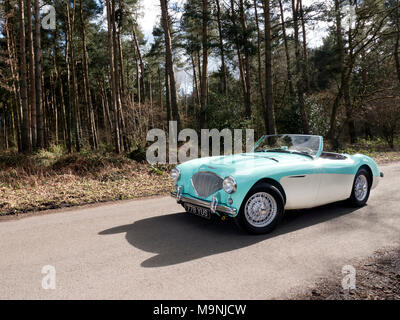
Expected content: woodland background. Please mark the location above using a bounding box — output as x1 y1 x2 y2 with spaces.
0 0 399 154
0 0 399 215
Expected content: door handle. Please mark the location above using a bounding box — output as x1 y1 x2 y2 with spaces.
288 175 306 178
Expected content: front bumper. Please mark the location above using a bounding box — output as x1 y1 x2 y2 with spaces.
171 190 237 217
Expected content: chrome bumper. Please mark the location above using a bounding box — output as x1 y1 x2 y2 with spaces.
171 190 237 217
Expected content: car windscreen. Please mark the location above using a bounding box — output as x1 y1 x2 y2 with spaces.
253 135 322 158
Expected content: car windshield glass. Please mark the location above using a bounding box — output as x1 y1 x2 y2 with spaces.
254 135 322 158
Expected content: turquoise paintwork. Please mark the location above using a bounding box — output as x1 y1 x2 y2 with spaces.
174 136 380 217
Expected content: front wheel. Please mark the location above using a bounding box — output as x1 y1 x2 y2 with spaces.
349 168 371 207
235 184 284 235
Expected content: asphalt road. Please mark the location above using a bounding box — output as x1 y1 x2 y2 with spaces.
0 163 399 300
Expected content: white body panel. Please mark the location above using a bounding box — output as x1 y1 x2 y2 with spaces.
281 175 320 209
314 174 354 207
281 173 355 210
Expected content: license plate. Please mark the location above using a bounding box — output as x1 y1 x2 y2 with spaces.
184 203 212 220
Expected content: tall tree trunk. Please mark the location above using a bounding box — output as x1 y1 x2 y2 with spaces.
56 62 67 144
72 5 81 151
132 26 146 103
19 0 31 152
42 72 49 148
111 0 127 151
344 0 356 143
278 0 294 98
394 2 400 85
4 2 22 149
80 0 98 149
117 27 126 102
328 0 346 140
158 66 163 111
200 0 209 127
160 0 180 129
165 66 171 123
102 76 113 134
230 0 248 118
133 42 141 108
344 79 356 143
299 0 310 92
106 0 121 153
34 0 44 148
2 103 9 150
26 0 36 148
292 0 309 134
253 0 266 117
64 3 73 153
262 0 277 134
50 72 58 145
215 0 228 95
149 73 154 126
191 54 201 107
239 0 252 118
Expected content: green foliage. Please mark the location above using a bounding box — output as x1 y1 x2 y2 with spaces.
1 0 399 155
310 35 341 91
338 137 399 155
306 95 330 136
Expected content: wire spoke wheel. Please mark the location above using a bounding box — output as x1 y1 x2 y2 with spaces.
354 174 368 201
244 192 278 228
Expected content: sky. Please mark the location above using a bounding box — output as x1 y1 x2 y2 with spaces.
138 0 330 48
138 0 160 43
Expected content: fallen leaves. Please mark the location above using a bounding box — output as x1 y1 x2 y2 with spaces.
296 248 400 300
0 152 173 216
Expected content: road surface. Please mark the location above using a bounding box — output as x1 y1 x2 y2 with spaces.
0 163 399 299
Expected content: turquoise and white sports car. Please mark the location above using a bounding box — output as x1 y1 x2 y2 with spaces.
171 134 383 234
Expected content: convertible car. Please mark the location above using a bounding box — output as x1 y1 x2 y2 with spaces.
171 134 383 234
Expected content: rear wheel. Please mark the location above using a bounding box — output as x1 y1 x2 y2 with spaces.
349 168 371 207
235 184 284 234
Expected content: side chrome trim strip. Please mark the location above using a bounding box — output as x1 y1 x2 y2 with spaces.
171 192 237 217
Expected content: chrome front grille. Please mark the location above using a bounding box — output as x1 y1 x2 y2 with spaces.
191 171 223 198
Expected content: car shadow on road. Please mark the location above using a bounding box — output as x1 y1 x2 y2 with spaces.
99 202 359 268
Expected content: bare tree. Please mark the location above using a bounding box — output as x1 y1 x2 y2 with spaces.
291 0 309 134
106 0 121 153
34 0 44 148
262 0 277 134
26 0 36 147
160 0 180 129
19 0 31 152
215 0 228 95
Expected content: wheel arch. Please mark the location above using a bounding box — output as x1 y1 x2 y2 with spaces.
358 164 373 185
250 178 287 205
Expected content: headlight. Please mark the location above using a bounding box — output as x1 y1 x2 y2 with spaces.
223 176 237 194
171 168 181 182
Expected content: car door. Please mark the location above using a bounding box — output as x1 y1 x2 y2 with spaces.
280 160 322 210
314 157 355 207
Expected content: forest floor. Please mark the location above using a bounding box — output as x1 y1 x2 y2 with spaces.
296 248 400 300
0 147 399 217
0 147 173 216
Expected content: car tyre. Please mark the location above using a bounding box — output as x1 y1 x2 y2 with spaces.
349 168 371 207
235 183 285 235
